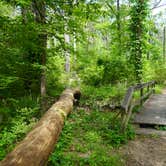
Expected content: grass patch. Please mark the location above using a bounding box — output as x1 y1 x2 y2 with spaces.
48 109 135 166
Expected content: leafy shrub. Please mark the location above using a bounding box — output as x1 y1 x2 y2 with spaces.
143 60 166 84
80 84 126 109
97 57 134 84
0 107 38 160
153 64 166 84
80 66 104 86
0 95 39 161
46 55 65 97
5 96 40 110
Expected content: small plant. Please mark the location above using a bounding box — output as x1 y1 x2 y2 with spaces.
0 96 39 161
0 115 37 160
48 109 135 166
155 125 166 131
80 84 126 110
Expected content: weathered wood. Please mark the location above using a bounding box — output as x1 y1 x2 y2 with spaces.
0 89 81 166
121 87 134 113
121 81 155 112
133 81 155 90
135 128 166 136
120 81 156 131
134 94 166 125
122 104 135 131
140 88 143 105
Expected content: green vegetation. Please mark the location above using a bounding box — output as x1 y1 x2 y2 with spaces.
0 0 166 165
47 85 136 165
80 84 126 109
155 125 166 131
48 109 135 166
0 96 39 160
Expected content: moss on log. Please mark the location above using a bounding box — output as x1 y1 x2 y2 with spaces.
0 89 81 166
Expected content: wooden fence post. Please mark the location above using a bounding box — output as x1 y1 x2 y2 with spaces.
140 88 143 105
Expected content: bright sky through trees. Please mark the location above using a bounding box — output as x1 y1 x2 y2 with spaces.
152 0 166 14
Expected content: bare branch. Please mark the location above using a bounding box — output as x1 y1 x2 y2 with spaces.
151 3 166 10
106 2 117 16
151 0 162 10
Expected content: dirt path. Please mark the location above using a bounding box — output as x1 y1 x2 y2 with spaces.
119 88 166 166
120 136 166 166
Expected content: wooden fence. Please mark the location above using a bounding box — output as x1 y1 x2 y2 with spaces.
120 81 156 131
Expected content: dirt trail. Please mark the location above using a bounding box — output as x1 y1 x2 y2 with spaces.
120 136 166 166
119 88 166 166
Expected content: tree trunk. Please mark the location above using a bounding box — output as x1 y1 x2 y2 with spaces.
129 0 148 82
64 33 70 73
0 89 81 166
32 0 47 113
117 0 121 56
163 26 165 61
73 32 77 70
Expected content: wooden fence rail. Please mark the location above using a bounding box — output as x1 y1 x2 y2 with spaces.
120 81 156 131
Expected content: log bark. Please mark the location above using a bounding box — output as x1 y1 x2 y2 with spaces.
0 89 81 166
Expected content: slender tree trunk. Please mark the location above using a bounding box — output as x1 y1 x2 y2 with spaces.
73 32 77 70
163 26 165 61
64 32 70 73
147 31 151 60
21 6 28 24
72 32 81 87
40 37 47 113
117 0 121 56
136 17 142 83
32 0 47 113
0 89 81 166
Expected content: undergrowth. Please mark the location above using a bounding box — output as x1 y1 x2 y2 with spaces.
155 125 166 131
0 96 40 160
80 84 126 109
48 84 135 166
48 109 135 166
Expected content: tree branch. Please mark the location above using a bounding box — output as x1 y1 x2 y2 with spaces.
151 0 164 10
106 2 117 16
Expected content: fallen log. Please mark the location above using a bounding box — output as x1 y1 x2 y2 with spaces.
0 89 81 166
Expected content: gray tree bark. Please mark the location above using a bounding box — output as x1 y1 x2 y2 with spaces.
163 26 165 60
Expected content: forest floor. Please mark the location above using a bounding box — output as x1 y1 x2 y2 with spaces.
2 85 165 165
120 135 166 166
